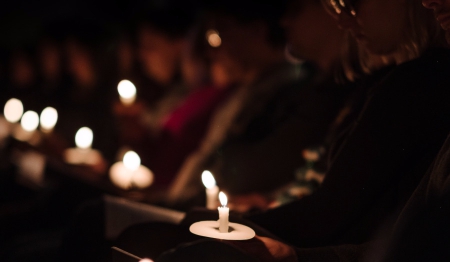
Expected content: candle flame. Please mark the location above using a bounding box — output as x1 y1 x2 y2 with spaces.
206 30 221 48
123 151 141 171
201 170 216 189
75 127 93 149
118 80 137 99
40 107 58 130
219 191 227 207
21 111 39 132
4 98 24 123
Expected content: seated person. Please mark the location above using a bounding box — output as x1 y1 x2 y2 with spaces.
166 0 350 208
110 0 450 261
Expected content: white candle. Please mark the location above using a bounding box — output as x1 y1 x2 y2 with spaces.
109 150 154 190
40 107 58 133
202 170 219 209
218 191 229 233
118 79 137 106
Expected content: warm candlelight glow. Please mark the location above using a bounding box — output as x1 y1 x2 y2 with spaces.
109 151 154 190
139 259 154 262
4 98 24 123
206 29 221 48
219 191 227 207
21 111 39 132
123 151 140 171
202 170 219 209
118 79 137 105
40 107 58 131
202 170 216 189
75 127 93 149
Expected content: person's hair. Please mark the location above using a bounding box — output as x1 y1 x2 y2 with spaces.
201 0 287 48
343 0 447 81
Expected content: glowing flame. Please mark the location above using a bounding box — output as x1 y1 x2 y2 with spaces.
21 111 39 132
139 259 154 262
75 127 93 149
40 107 58 130
123 151 141 171
219 191 227 207
201 170 216 189
4 98 24 123
118 80 137 105
206 30 221 48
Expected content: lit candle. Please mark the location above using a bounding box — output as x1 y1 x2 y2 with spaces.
13 110 40 143
4 98 24 123
109 150 154 190
206 29 222 48
118 79 137 106
64 127 103 166
21 111 39 132
75 127 93 149
218 191 229 233
39 107 58 133
202 170 219 209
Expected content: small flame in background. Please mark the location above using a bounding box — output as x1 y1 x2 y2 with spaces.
202 170 216 189
75 127 93 149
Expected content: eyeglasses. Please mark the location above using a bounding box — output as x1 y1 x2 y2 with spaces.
321 0 358 17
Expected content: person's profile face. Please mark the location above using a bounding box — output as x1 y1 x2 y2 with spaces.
322 0 407 56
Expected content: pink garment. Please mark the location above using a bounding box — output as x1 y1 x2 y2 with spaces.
143 84 234 187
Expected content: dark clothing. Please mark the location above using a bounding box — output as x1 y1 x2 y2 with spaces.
216 64 350 194
367 132 450 262
247 48 450 248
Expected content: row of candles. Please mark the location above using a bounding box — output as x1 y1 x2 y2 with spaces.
3 80 230 224
0 79 150 189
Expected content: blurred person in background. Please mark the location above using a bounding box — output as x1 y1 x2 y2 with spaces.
166 0 350 209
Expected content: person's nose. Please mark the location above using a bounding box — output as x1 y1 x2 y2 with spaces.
422 0 443 10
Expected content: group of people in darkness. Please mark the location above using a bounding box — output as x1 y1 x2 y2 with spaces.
1 0 450 261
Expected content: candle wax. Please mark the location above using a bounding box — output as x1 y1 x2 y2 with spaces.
218 206 229 233
206 185 219 209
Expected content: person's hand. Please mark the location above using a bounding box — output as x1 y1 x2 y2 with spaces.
229 235 297 262
228 193 271 213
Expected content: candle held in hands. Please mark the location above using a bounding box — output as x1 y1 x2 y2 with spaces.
218 191 229 233
202 170 219 209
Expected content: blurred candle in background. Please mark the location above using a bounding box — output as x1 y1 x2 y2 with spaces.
109 150 154 190
64 127 103 166
218 191 229 233
202 170 219 209
75 127 93 149
118 79 137 106
13 110 40 144
21 111 39 132
4 98 24 123
206 29 221 48
40 107 58 133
